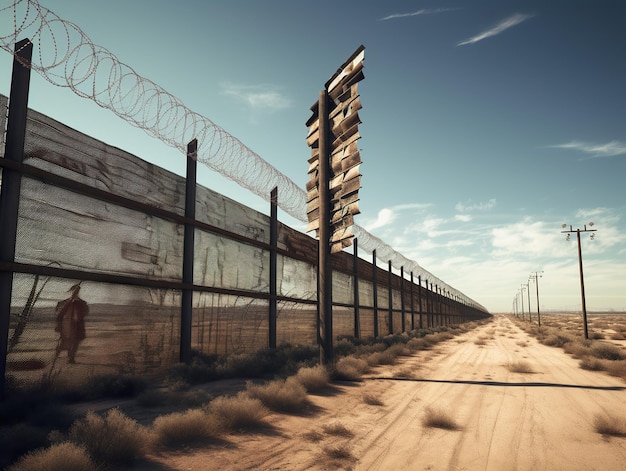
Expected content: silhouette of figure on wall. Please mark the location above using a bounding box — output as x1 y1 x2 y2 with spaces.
55 283 88 364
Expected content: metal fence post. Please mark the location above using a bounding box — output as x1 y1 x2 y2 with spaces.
0 39 33 400
269 187 278 349
180 139 197 364
352 238 360 339
372 249 378 338
388 260 393 334
410 271 415 331
400 266 406 332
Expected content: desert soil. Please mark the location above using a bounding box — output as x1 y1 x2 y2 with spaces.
143 315 626 470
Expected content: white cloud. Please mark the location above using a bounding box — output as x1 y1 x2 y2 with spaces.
365 208 396 231
379 9 455 21
457 13 533 46
455 214 472 222
363 203 431 232
220 82 291 111
455 198 496 212
550 140 626 159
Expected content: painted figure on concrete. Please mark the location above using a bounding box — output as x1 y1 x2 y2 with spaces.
54 283 88 363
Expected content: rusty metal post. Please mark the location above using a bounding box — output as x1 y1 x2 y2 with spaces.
318 90 333 364
372 249 378 338
269 187 278 349
352 238 360 339
400 266 406 332
417 275 423 329
0 39 32 400
388 260 393 334
180 139 197 364
410 271 415 331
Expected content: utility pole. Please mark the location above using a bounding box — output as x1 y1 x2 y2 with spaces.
520 285 525 321
561 223 597 339
529 271 543 326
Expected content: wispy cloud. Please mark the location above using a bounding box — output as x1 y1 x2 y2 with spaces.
379 8 456 21
455 198 496 212
457 13 533 46
550 140 626 159
220 82 291 111
363 203 431 231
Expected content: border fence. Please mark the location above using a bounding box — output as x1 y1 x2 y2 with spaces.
0 37 488 399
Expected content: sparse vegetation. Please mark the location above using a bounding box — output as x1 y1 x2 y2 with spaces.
333 356 369 381
151 408 222 448
245 377 308 413
322 443 354 460
593 414 626 437
6 442 97 471
422 406 460 430
507 361 534 374
67 408 148 466
362 392 384 406
322 422 353 437
294 365 330 392
512 315 626 380
206 392 269 430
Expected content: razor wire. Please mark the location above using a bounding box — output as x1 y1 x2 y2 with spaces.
0 0 485 311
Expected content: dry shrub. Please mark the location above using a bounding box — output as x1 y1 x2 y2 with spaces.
474 338 487 346
422 406 460 430
591 343 625 361
302 430 324 442
563 342 592 359
333 356 369 381
245 377 307 413
602 359 626 379
516 340 528 347
609 332 626 340
206 392 268 430
540 331 575 347
322 422 353 437
295 365 330 392
406 337 430 351
594 414 626 437
151 408 222 448
6 442 97 471
68 408 148 466
322 443 354 460
507 361 534 373
362 392 384 406
366 349 397 366
579 357 605 371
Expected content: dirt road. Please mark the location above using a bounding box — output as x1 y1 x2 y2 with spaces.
148 315 626 470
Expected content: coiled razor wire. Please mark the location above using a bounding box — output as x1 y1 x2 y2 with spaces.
0 0 485 311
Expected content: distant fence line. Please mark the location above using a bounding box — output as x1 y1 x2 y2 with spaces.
0 85 488 396
0 1 486 310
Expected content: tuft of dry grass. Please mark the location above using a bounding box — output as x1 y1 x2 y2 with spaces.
206 392 269 430
593 414 626 437
474 337 487 346
591 343 625 361
245 377 308 413
362 392 384 406
151 408 222 448
506 360 534 374
294 365 330 392
322 422 354 437
68 408 148 466
422 406 460 430
302 430 324 442
579 357 605 371
322 443 354 460
6 442 97 471
333 356 369 381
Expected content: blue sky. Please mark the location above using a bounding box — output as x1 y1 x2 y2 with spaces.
1 0 625 313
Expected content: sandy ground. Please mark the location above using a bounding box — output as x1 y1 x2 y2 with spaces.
142 315 626 470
